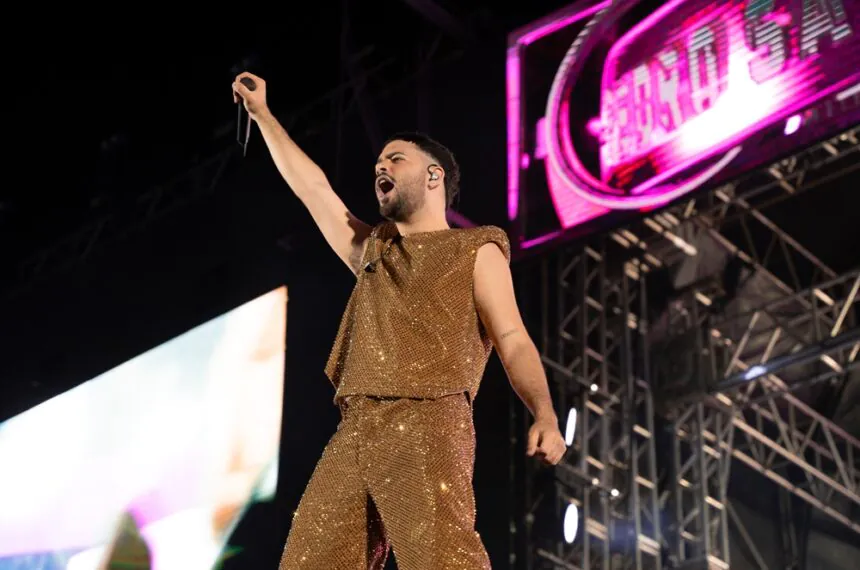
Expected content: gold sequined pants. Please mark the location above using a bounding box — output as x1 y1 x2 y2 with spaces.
278 393 491 569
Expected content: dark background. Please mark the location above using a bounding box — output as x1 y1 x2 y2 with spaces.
0 1 578 567
2 1 858 568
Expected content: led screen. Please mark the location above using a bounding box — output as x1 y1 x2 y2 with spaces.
0 286 287 569
508 0 860 252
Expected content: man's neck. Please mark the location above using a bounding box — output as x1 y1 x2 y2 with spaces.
394 215 450 237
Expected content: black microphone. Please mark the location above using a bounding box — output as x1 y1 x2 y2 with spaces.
236 77 257 156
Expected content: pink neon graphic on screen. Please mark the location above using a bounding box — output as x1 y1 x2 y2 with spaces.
517 1 610 46
509 0 859 247
541 0 733 218
551 99 613 227
506 48 522 221
506 1 612 234
595 0 857 196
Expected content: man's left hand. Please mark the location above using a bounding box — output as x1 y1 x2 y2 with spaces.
526 417 567 465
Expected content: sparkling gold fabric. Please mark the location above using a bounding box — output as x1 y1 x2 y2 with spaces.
278 393 490 569
280 222 509 568
325 222 511 403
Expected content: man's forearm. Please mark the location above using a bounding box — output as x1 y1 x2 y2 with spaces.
502 340 557 421
254 110 330 201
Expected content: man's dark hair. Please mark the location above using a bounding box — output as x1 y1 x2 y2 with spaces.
384 132 461 208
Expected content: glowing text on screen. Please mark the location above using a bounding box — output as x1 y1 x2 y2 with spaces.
596 0 855 190
507 0 859 248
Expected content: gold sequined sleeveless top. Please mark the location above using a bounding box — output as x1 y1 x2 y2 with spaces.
325 221 511 403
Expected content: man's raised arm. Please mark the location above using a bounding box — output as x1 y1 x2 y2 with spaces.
233 72 372 274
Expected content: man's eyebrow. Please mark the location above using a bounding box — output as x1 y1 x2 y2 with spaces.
375 151 406 164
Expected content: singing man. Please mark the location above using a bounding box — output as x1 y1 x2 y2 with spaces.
233 72 566 570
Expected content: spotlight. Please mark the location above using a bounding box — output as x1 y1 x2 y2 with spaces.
563 503 580 543
564 408 578 446
784 114 802 135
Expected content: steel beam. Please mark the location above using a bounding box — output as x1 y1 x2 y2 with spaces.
638 127 859 287
515 241 662 570
648 232 860 536
631 129 860 558
657 290 732 568
669 401 732 569
726 501 770 570
778 488 802 570
649 267 860 563
515 126 860 568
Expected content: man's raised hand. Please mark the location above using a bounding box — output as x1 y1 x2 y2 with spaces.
232 72 269 120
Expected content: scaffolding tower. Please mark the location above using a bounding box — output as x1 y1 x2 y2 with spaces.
512 127 860 569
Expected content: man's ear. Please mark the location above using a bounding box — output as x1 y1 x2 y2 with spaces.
427 164 444 188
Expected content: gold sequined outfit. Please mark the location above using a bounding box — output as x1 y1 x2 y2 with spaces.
279 223 510 569
326 222 510 402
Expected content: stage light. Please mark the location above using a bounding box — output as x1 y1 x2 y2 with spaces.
564 407 578 445
744 365 766 381
563 503 580 543
784 114 802 135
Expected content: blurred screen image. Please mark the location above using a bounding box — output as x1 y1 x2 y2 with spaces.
0 286 287 570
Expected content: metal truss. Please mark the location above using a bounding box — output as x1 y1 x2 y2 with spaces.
515 242 661 570
515 127 859 569
668 400 733 570
611 126 860 567
639 126 859 291
663 268 860 534
777 487 803 570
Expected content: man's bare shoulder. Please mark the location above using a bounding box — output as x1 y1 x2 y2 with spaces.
460 225 511 263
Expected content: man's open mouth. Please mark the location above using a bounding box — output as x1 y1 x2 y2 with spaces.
376 174 395 194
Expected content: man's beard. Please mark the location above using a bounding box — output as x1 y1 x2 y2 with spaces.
379 177 424 221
